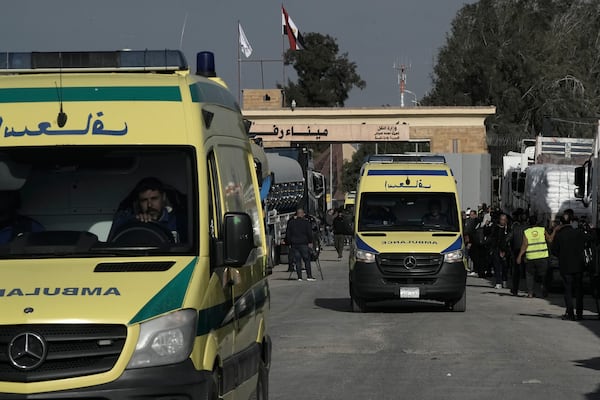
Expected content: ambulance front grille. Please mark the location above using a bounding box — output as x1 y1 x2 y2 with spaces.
0 324 126 382
377 253 443 275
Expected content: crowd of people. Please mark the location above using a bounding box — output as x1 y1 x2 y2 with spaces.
289 201 597 319
463 204 595 320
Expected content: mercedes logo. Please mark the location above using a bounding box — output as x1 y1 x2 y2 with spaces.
403 256 417 270
8 332 47 370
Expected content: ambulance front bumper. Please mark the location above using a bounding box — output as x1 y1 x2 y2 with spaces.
351 260 466 302
0 360 211 400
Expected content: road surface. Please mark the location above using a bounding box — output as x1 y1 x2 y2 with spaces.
267 247 600 400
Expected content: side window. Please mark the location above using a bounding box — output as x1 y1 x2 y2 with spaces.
214 145 263 247
207 152 222 239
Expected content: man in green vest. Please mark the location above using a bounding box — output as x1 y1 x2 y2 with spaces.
516 215 550 298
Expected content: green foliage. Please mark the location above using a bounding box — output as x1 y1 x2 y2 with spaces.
280 33 366 107
424 0 600 141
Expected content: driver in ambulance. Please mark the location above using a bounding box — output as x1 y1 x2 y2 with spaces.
109 177 181 243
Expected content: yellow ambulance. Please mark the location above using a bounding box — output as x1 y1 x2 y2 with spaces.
0 50 270 399
349 155 466 312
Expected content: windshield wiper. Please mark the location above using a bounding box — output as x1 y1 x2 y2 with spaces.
421 224 459 232
90 246 168 256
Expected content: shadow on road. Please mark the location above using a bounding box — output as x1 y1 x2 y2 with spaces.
574 357 600 399
479 290 522 297
517 312 562 320
575 356 600 371
314 297 450 313
314 298 351 312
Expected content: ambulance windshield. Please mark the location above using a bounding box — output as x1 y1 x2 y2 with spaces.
358 192 460 232
0 146 197 257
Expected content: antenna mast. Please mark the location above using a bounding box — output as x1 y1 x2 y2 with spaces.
393 62 408 107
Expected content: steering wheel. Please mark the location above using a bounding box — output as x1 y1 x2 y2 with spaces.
108 220 174 246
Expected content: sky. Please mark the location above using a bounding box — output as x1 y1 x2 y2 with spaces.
1 0 475 107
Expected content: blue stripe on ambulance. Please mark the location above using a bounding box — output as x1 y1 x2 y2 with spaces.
441 236 463 253
356 235 379 254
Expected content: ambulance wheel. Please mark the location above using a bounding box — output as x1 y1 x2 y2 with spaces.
207 368 221 400
350 283 367 313
447 290 466 312
269 237 279 267
273 244 281 266
250 358 269 400
352 296 368 313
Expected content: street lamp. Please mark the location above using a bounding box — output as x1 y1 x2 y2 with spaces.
404 90 420 107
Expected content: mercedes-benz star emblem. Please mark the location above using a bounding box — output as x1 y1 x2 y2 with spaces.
8 332 47 370
403 256 417 270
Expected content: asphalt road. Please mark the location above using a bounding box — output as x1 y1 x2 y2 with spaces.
267 247 600 400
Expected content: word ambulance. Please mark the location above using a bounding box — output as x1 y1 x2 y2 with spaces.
0 287 120 296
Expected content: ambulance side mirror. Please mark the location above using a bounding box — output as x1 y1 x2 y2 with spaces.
222 212 255 266
574 166 585 199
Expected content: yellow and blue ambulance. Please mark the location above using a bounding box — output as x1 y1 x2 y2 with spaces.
349 154 466 312
0 50 270 399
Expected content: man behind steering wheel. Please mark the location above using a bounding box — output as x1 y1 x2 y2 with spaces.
110 177 180 243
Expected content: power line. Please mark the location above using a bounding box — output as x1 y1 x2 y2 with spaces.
548 117 600 126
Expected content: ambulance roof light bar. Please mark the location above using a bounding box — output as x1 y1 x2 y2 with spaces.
366 154 447 164
0 50 188 73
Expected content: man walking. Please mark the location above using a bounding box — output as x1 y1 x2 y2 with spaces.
464 209 479 276
552 209 586 320
332 209 347 259
516 215 549 298
286 208 316 281
509 211 528 295
489 213 510 289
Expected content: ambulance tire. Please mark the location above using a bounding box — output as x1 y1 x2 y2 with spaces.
269 236 279 267
447 290 466 312
206 368 221 400
350 283 368 313
250 358 269 400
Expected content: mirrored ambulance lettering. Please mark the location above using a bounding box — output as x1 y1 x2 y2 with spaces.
0 287 120 296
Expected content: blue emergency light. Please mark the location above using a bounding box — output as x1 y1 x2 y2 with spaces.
196 51 216 77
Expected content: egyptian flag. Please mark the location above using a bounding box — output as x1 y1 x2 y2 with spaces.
281 6 305 50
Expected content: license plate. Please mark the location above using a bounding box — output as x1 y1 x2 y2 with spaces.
400 287 420 299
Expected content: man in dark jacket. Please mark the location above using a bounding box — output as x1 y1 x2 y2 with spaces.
489 213 511 289
552 209 586 320
286 208 315 281
464 209 480 276
509 212 529 295
332 209 348 259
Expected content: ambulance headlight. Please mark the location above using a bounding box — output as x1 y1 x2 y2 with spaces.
127 309 197 369
355 249 376 263
443 249 464 263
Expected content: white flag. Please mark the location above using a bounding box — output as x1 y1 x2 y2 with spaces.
238 23 253 58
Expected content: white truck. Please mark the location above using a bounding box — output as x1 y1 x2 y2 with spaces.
574 122 600 226
501 136 593 225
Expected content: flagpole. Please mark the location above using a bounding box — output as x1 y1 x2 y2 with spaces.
237 20 242 106
281 5 286 91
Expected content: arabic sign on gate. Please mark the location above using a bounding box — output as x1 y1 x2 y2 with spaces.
250 123 410 142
